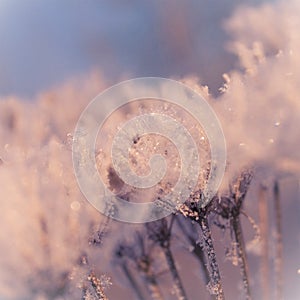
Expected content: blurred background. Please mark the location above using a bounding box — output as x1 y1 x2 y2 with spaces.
0 0 273 99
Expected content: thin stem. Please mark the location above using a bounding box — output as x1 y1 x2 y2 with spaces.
198 216 225 300
193 243 211 286
143 271 163 300
82 286 89 300
163 246 188 300
258 185 270 300
176 217 210 286
231 216 251 300
273 181 283 300
121 262 146 300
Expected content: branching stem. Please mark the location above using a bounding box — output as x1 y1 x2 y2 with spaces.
231 216 251 300
198 216 225 300
121 262 146 300
273 181 283 300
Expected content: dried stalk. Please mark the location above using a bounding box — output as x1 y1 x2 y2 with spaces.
198 216 225 300
177 190 225 299
147 218 188 300
214 171 253 299
135 234 163 300
231 216 251 300
142 272 163 300
120 262 146 300
116 233 163 300
230 174 252 300
258 185 270 300
176 217 210 286
273 181 283 300
163 245 188 300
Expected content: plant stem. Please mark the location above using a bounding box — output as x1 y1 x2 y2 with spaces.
121 262 146 300
176 217 210 286
198 216 225 300
193 243 211 285
258 185 270 300
163 246 188 300
143 272 163 300
231 216 251 300
273 181 283 300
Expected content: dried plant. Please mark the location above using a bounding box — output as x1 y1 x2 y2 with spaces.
215 171 253 299
273 181 283 300
114 233 163 300
1 1 300 299
175 216 210 286
146 218 188 300
258 184 270 300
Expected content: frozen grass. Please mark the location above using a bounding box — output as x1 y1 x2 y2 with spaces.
1 0 300 299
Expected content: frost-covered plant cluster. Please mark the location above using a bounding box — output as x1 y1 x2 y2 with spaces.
215 0 300 180
0 74 112 299
1 0 300 299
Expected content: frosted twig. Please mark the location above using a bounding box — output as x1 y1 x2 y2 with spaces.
230 172 252 300
198 216 225 300
214 170 253 299
231 216 251 300
177 190 225 299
